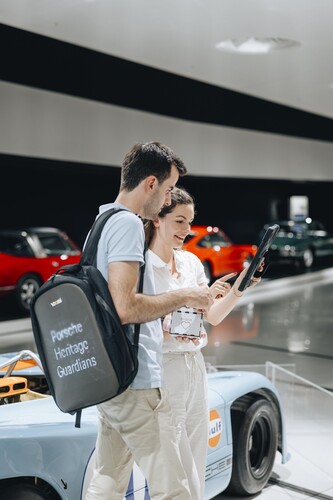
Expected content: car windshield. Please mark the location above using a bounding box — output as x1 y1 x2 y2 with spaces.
197 232 229 249
0 235 34 257
260 221 330 242
277 224 307 237
35 233 79 256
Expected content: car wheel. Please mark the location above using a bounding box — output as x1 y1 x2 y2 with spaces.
1 483 56 500
300 248 314 269
226 399 278 496
16 273 42 312
202 261 212 284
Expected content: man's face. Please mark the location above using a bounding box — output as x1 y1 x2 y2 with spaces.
142 165 179 220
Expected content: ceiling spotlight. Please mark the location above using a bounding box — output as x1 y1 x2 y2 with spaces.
215 37 301 54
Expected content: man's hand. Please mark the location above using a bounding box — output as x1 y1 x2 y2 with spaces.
185 286 213 311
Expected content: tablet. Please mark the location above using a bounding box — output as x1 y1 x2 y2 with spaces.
237 224 280 292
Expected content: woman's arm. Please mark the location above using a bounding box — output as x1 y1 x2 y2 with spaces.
206 267 261 326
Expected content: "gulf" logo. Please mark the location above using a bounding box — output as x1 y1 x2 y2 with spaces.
208 409 222 448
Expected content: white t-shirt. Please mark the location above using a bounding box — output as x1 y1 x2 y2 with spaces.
148 248 209 353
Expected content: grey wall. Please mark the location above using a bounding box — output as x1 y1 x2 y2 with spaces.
1 81 333 182
1 25 333 247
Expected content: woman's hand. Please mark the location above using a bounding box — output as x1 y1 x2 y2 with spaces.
232 260 265 297
175 330 207 346
210 273 237 299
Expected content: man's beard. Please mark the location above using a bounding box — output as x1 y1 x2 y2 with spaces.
143 200 163 220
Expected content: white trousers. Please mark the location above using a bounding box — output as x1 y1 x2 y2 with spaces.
163 351 209 500
85 387 191 500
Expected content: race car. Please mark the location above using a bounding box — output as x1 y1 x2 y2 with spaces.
0 350 289 499
182 225 257 284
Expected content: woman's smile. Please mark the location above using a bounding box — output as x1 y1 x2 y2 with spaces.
174 234 187 245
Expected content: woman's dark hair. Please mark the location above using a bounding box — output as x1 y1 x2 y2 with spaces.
144 187 195 246
120 141 187 192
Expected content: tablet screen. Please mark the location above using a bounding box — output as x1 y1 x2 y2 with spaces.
237 224 280 292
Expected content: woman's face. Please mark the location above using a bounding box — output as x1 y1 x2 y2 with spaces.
156 203 195 249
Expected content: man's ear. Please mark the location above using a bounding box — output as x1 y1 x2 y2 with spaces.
145 175 157 191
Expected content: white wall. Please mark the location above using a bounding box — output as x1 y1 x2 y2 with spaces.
1 80 333 181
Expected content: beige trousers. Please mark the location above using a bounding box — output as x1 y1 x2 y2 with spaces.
163 351 209 500
85 387 191 500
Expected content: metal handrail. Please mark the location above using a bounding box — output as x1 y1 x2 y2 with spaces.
265 361 333 397
0 350 44 376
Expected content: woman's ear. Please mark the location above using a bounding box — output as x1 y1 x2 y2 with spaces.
153 218 160 228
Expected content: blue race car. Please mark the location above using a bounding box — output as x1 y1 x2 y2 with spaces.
0 350 289 499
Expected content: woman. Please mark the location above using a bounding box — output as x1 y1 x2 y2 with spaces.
145 187 261 499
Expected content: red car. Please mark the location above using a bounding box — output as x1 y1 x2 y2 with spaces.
0 227 81 312
182 225 257 283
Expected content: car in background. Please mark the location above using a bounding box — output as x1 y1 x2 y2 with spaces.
0 350 289 499
260 219 333 269
182 225 257 283
0 227 81 312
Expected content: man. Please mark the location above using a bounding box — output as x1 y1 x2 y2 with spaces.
85 142 212 500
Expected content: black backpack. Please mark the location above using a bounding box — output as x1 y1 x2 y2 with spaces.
30 208 144 427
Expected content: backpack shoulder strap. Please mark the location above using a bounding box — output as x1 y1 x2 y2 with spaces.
82 208 146 349
81 207 126 266
133 243 147 347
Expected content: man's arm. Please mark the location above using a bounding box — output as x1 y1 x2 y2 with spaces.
108 261 212 324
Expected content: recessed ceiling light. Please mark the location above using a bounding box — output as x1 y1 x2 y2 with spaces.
215 37 301 54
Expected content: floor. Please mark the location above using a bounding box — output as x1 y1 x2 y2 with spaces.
204 266 333 499
1 266 333 499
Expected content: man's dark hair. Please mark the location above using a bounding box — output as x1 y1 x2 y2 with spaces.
120 141 187 192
